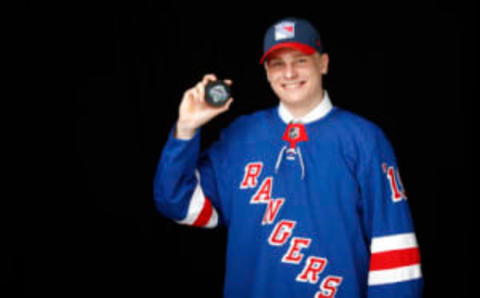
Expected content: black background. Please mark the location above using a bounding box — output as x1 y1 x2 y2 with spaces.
11 0 473 296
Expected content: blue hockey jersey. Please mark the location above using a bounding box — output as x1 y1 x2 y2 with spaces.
154 91 423 297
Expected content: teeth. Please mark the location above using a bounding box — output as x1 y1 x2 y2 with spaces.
283 82 303 89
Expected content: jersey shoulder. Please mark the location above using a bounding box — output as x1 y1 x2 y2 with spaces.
331 108 384 134
328 107 396 165
220 106 277 142
330 108 390 145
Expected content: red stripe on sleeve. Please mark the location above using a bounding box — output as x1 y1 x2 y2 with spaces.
192 197 213 227
369 247 420 271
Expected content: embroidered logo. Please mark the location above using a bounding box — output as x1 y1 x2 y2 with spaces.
282 123 308 149
289 126 300 140
275 21 295 40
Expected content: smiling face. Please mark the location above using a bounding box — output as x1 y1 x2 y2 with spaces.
264 48 329 115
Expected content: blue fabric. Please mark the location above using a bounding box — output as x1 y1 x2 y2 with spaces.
154 106 423 298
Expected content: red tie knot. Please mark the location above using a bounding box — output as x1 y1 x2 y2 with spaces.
282 123 308 149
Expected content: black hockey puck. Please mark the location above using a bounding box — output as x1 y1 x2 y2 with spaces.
205 81 231 107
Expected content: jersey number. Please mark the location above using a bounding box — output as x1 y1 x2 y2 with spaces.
383 163 407 202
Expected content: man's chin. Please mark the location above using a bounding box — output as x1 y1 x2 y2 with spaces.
278 96 308 106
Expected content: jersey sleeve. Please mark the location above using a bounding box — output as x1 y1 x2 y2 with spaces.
358 126 423 297
153 123 225 228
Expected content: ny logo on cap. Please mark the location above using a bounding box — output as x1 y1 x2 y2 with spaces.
275 21 295 40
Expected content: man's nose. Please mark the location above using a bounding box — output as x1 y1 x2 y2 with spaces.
284 63 297 79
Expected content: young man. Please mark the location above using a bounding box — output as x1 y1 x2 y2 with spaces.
154 17 423 297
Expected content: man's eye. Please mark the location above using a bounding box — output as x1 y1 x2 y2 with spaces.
270 61 283 67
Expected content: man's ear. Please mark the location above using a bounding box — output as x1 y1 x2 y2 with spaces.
264 62 271 82
320 53 329 75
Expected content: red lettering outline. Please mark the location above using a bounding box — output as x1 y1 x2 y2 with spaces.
262 198 285 225
240 162 263 189
296 256 328 284
268 220 296 246
250 177 273 204
282 237 311 264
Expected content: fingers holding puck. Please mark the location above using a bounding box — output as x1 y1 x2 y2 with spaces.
205 80 232 107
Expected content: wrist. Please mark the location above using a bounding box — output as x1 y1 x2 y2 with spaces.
175 121 197 140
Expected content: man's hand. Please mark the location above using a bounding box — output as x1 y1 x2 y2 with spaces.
175 74 234 140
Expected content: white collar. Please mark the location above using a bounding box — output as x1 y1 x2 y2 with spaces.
278 90 333 124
